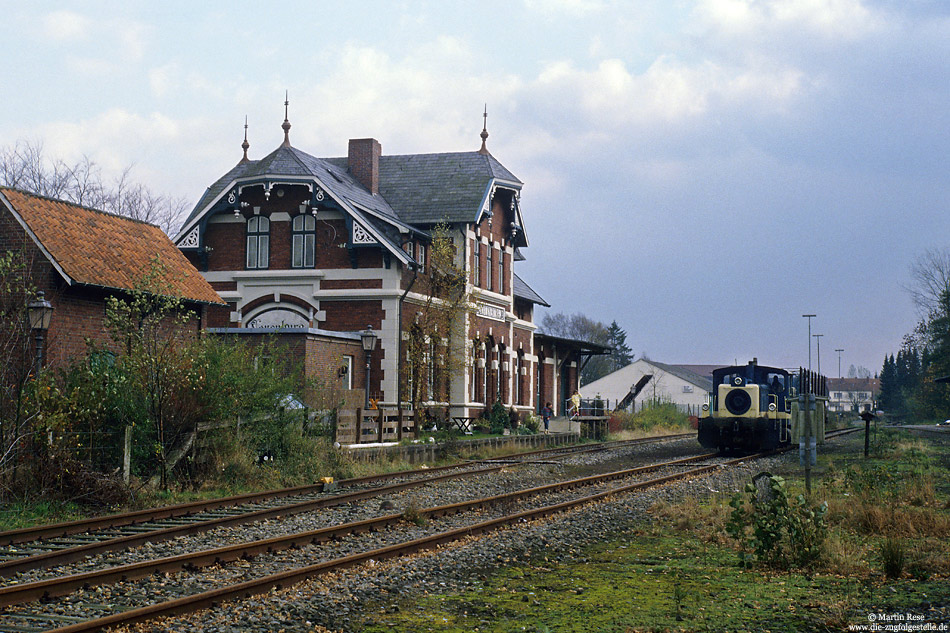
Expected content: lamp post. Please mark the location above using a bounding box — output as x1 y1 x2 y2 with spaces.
27 291 54 375
360 325 378 409
835 348 844 379
801 313 816 494
813 334 823 376
802 314 816 372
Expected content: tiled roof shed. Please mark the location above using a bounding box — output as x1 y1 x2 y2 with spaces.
0 187 223 305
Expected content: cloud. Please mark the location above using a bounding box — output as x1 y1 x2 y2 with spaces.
693 0 887 41
37 10 149 76
41 10 92 41
523 0 606 17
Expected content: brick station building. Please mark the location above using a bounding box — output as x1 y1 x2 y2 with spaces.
176 109 604 418
0 187 223 370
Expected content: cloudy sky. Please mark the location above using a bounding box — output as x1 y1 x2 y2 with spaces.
2 0 947 376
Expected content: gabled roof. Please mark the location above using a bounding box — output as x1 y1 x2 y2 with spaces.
0 187 223 305
646 360 715 393
513 273 549 307
180 141 524 246
827 377 880 394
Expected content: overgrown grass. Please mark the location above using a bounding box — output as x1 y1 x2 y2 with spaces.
0 500 86 531
355 533 947 633
354 427 949 632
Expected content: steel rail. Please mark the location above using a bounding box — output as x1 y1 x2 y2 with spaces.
0 452 718 608
0 432 686 547
0 462 512 577
0 434 691 577
42 451 746 633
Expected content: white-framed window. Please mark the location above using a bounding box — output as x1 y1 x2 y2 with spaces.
417 243 426 274
498 248 504 294
342 355 353 390
473 240 480 287
486 243 493 291
246 216 270 269
470 342 478 402
292 214 316 268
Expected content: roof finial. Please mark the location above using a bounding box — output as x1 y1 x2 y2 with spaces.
281 90 292 147
478 104 490 155
239 116 250 163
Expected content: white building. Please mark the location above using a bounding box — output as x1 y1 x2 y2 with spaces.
581 359 721 416
827 377 880 413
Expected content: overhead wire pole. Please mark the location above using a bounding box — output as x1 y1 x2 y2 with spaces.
802 314 816 494
813 334 823 376
835 348 844 379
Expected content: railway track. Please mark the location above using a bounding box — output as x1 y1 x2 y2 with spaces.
0 429 849 632
0 433 691 578
0 447 722 632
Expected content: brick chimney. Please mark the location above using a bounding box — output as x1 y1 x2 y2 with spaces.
347 138 381 195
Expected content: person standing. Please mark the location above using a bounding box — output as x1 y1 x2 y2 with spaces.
541 402 553 434
570 390 581 420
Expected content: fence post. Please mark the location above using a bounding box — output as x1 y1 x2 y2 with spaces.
123 425 131 484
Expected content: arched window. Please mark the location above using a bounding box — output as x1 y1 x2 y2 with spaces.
292 214 316 268
246 216 269 269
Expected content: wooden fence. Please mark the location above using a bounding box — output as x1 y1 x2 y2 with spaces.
335 408 416 445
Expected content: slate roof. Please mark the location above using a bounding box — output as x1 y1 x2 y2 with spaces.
1 187 224 305
182 143 522 237
374 151 521 225
513 273 549 307
647 361 714 392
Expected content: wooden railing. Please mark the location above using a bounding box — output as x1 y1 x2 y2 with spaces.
335 408 416 445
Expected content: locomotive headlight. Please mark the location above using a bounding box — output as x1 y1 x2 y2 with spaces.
768 403 777 412
702 403 709 412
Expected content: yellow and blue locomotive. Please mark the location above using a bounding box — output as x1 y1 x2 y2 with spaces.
698 359 793 452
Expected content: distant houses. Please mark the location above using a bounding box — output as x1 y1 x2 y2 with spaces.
827 377 880 413
581 359 721 416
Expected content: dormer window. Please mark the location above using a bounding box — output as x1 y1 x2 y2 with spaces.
246 216 269 269
292 214 316 268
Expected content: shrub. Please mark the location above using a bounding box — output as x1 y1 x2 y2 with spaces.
488 401 508 434
727 474 828 569
880 537 906 579
614 404 690 432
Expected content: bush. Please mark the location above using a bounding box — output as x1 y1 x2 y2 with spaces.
727 474 828 569
488 401 508 434
614 403 690 432
880 537 906 579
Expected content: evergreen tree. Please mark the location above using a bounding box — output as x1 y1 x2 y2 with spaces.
878 354 897 412
606 320 633 372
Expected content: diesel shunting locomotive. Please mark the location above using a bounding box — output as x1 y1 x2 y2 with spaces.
698 359 827 453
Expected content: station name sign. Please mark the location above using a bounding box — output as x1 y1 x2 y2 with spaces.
476 302 506 322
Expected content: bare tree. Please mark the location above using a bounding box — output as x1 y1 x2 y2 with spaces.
905 247 950 317
0 140 187 235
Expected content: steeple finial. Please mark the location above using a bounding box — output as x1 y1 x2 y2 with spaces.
281 90 292 147
478 104 490 155
239 116 250 163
